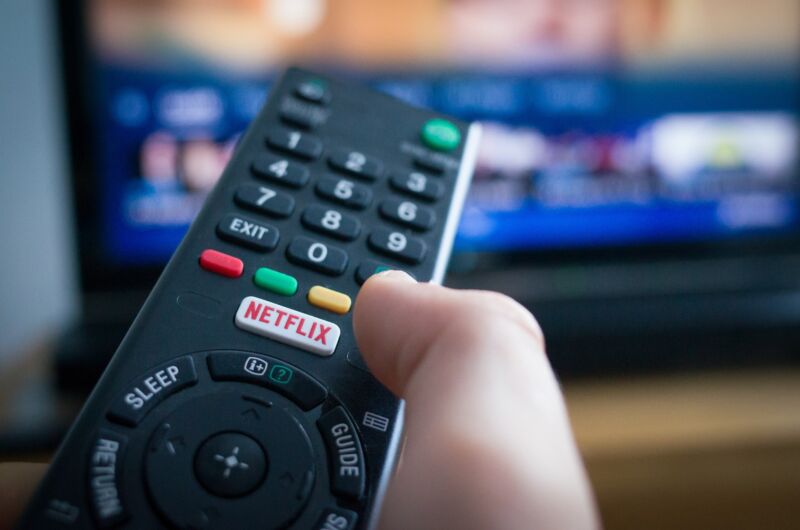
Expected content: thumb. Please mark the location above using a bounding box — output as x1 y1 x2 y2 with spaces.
354 271 598 530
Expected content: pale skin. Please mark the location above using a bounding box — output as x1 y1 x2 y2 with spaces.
0 270 599 530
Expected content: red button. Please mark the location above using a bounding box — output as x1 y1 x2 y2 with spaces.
199 249 244 278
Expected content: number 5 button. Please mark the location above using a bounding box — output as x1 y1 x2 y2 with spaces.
368 228 426 264
302 205 361 241
287 237 348 275
316 176 372 210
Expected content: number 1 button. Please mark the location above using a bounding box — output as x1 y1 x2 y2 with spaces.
287 237 348 276
266 128 322 160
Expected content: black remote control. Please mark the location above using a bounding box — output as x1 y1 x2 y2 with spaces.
17 67 480 530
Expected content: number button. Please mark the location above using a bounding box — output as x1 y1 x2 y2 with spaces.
287 237 348 276
252 153 310 188
266 128 322 160
328 148 383 180
390 171 444 201
217 214 280 252
302 205 361 241
316 176 372 210
379 198 435 231
368 229 426 264
235 184 295 218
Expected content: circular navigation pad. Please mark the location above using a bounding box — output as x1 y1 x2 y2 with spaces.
145 393 315 530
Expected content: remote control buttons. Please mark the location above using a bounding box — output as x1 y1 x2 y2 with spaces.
313 508 358 530
308 286 352 315
421 118 461 151
235 296 341 356
107 357 198 427
355 260 391 285
235 184 295 218
87 430 128 528
217 214 279 252
254 267 298 296
316 176 373 210
199 249 244 278
207 352 327 410
252 153 310 188
266 129 322 160
302 205 361 241
414 151 448 174
318 407 366 500
194 432 267 498
146 393 316 530
287 237 348 276
295 79 331 105
380 198 435 231
328 148 383 180
279 105 314 129
279 96 330 130
391 170 444 201
368 229 427 264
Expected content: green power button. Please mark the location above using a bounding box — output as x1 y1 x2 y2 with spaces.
421 119 461 152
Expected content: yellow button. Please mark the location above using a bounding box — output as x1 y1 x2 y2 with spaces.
308 286 352 315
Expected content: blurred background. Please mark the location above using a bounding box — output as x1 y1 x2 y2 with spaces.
1 0 799 528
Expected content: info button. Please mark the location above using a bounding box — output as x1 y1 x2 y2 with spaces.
107 357 198 427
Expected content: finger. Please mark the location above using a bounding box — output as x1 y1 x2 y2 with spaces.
0 462 47 530
354 272 599 530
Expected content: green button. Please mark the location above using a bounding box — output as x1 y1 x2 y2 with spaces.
421 119 461 151
254 267 298 296
269 364 293 384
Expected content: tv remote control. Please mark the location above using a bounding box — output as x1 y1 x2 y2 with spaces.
17 67 480 530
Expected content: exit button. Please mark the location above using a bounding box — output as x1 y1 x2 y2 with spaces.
421 118 461 152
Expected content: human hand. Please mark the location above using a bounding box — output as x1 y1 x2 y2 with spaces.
0 271 598 530
354 271 599 530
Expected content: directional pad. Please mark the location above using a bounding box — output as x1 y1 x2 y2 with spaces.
195 432 267 498
145 393 316 530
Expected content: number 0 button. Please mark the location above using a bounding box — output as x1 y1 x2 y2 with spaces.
287 237 348 276
302 205 361 241
368 229 426 264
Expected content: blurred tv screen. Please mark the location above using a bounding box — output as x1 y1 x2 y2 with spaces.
83 0 800 264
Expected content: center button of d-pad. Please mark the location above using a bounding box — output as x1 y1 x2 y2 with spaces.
195 432 267 498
